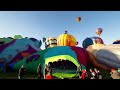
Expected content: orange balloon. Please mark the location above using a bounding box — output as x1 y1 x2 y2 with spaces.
76 17 81 22
96 28 103 36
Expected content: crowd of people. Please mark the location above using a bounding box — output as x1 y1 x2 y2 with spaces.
18 64 54 79
76 67 102 79
17 64 120 79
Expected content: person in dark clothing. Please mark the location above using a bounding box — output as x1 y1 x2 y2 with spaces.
3 62 9 74
48 63 52 74
97 70 102 79
0 59 7 73
76 66 82 79
94 68 102 79
85 70 90 79
44 64 49 79
18 65 26 79
37 63 42 79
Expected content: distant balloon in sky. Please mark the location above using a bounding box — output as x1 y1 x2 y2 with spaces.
96 28 103 37
76 17 81 22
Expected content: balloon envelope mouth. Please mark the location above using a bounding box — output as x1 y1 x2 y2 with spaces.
45 55 80 78
49 60 77 78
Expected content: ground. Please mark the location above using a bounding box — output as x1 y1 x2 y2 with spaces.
0 68 111 79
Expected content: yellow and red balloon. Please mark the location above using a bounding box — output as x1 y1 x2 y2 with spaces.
76 17 81 22
57 31 77 46
96 28 103 36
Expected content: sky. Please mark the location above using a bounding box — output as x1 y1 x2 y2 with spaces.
0 11 120 49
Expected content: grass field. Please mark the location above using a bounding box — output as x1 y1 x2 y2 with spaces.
0 68 111 79
0 72 37 79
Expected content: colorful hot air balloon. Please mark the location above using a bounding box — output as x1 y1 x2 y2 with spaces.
113 40 120 44
57 31 77 46
96 28 103 37
76 17 81 22
82 36 104 49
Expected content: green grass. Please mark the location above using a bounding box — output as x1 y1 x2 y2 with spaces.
52 69 77 78
0 66 111 79
52 73 76 79
0 72 38 79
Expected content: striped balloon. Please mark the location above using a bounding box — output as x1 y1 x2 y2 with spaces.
57 31 77 46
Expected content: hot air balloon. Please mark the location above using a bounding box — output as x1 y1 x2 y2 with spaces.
76 17 81 22
113 40 120 44
57 31 77 46
82 36 104 49
96 28 103 37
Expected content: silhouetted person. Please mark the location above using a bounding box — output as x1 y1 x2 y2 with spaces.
85 70 90 79
76 66 82 79
18 65 26 79
94 68 102 79
37 63 42 79
44 64 49 79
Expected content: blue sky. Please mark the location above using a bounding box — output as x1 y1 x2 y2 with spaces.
0 11 120 49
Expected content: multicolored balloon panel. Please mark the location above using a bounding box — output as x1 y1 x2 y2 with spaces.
96 44 120 69
0 38 41 65
12 46 89 74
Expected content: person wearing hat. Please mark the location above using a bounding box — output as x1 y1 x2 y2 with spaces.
37 63 42 79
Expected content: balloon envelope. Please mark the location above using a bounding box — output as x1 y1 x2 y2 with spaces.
113 40 120 44
76 17 81 22
82 36 104 49
96 28 103 36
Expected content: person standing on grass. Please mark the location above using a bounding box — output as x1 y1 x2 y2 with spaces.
94 68 102 79
44 64 49 79
85 69 90 79
37 63 42 79
45 69 54 79
18 65 26 79
81 69 86 79
97 70 102 79
76 65 82 79
94 68 99 79
89 69 95 79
